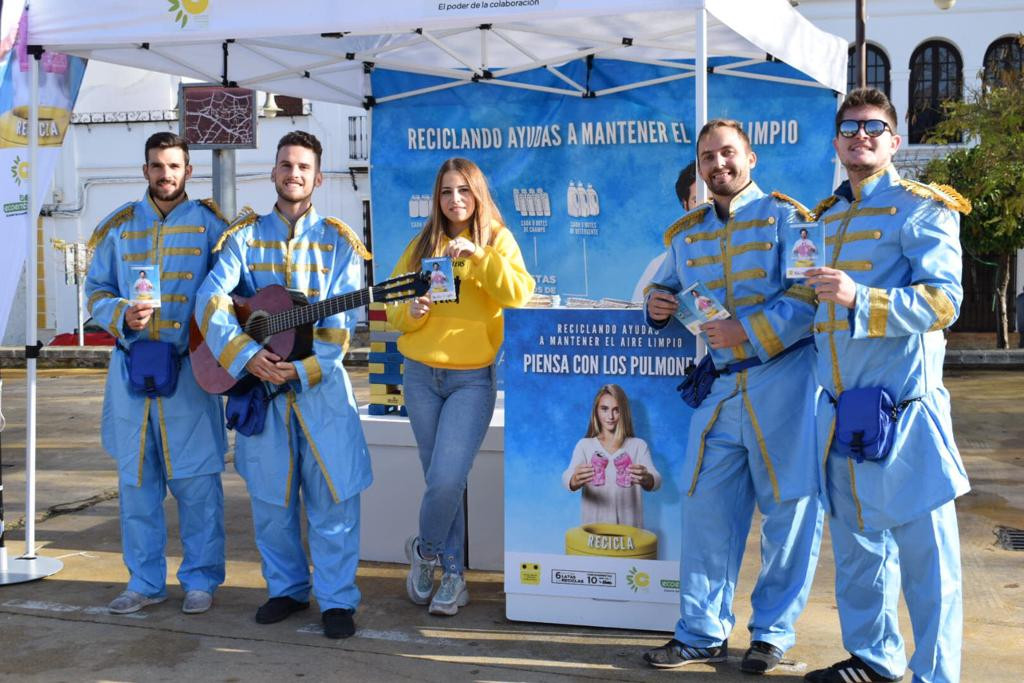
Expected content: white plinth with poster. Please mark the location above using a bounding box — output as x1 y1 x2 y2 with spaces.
358 397 504 571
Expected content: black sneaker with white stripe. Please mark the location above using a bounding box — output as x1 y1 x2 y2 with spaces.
804 655 902 682
643 638 728 668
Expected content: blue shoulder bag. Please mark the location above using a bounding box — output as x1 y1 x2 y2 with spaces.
126 340 180 397
676 353 718 409
225 383 287 437
833 386 920 463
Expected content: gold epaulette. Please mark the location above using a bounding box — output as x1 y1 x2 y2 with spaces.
325 216 372 260
810 195 840 220
87 204 134 250
899 180 973 215
663 205 711 247
212 207 258 253
771 191 812 222
198 197 228 224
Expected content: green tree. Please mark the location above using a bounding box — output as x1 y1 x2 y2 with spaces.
925 40 1024 348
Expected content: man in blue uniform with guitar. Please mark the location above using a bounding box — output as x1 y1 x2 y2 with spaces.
194 131 400 639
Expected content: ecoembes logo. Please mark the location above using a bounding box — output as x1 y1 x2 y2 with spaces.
167 0 209 29
10 155 28 186
626 566 650 593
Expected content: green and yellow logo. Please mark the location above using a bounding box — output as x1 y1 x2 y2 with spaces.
519 562 540 586
10 156 28 185
626 566 650 592
167 0 209 29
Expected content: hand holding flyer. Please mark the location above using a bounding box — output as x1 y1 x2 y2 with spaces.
786 222 824 279
422 256 457 302
130 265 161 307
674 281 729 335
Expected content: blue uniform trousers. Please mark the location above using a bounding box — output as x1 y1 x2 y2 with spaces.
248 412 361 613
828 454 963 683
119 406 225 597
675 378 823 652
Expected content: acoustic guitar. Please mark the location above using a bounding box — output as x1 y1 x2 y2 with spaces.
189 271 429 395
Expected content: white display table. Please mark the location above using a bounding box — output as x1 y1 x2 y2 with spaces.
358 394 504 570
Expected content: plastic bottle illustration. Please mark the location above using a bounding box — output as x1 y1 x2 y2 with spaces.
540 188 551 216
513 188 523 215
417 194 430 218
586 183 600 217
567 181 579 217
577 181 590 217
408 194 418 218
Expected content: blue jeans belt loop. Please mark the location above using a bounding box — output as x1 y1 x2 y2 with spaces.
718 336 814 375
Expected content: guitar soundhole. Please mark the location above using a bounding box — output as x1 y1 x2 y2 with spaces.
245 310 270 344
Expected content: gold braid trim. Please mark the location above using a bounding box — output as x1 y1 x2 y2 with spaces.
324 217 372 260
770 191 812 222
198 197 229 224
662 205 711 247
810 195 840 221
899 180 973 215
212 208 258 253
87 204 134 250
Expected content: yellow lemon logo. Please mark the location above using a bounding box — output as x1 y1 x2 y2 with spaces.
10 157 28 185
167 0 209 28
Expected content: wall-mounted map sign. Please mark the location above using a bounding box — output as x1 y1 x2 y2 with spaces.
179 83 257 149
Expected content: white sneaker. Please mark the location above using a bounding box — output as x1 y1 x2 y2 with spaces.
428 573 469 616
405 536 438 605
182 590 213 614
108 589 166 614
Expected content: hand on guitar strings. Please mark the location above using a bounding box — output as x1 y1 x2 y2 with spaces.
409 295 432 320
125 303 155 331
246 348 299 385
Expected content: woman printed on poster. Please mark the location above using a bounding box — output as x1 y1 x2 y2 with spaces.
387 157 535 616
562 384 661 529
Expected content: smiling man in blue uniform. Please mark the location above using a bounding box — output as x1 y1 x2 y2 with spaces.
85 132 229 616
802 88 970 683
195 131 372 640
642 119 823 675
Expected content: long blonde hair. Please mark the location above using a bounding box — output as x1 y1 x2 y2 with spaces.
410 157 505 263
584 384 635 449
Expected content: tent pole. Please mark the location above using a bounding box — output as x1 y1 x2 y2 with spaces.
24 47 40 561
212 149 236 220
695 3 709 361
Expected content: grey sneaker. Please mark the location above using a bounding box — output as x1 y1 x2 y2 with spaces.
182 590 213 614
405 536 437 605
108 589 166 614
428 573 469 616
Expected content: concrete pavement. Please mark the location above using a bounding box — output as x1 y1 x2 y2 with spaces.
0 367 1021 682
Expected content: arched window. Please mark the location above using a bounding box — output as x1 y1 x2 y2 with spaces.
983 36 1024 86
908 40 962 144
846 44 891 97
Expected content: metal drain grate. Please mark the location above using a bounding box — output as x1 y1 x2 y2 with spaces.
995 526 1024 551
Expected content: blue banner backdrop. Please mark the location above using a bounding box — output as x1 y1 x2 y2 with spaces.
370 58 838 301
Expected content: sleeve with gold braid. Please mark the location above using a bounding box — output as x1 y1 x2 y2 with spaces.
662 205 711 247
770 191 813 222
87 203 134 250
324 217 372 261
212 207 258 253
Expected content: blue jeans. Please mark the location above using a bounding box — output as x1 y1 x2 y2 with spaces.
403 358 496 575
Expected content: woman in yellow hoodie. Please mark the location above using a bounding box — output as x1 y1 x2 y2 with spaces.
389 157 534 616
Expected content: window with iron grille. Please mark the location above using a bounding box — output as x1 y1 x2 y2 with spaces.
983 36 1024 88
846 44 891 98
349 115 369 161
908 40 962 144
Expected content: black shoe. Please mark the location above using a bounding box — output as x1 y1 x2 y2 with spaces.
740 641 784 674
254 596 310 624
643 638 728 669
322 608 356 639
804 655 901 682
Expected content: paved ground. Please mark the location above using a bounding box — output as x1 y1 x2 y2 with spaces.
0 367 1021 682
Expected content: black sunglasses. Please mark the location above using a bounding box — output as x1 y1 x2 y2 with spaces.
837 119 892 138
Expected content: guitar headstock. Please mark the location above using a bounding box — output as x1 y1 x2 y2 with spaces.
373 271 431 304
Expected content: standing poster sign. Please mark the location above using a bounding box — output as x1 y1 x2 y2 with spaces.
504 308 695 630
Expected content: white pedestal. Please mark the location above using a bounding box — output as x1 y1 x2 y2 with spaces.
358 394 504 570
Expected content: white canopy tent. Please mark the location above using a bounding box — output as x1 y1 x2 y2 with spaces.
4 0 846 581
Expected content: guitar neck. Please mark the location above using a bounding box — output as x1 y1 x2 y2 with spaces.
266 286 374 336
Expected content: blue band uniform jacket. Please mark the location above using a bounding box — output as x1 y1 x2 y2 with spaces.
812 165 971 531
194 206 372 507
85 192 229 483
645 182 818 504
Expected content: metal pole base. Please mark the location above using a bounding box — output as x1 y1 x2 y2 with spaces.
0 554 63 585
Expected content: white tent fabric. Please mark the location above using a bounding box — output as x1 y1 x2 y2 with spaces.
27 0 848 106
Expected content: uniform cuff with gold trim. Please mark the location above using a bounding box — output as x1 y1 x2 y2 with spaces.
739 311 783 362
851 283 888 339
294 355 323 391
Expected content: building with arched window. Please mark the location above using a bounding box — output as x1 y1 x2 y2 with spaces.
797 0 1024 334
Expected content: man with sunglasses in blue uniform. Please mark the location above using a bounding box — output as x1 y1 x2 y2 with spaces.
642 119 823 675
803 88 971 683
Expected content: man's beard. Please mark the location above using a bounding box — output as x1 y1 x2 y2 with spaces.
150 181 185 203
276 180 313 204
